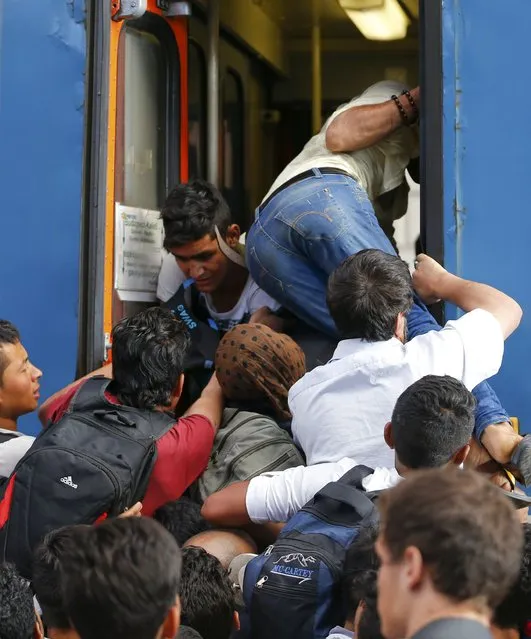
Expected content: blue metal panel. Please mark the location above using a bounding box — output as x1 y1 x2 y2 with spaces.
0 0 86 434
442 0 531 428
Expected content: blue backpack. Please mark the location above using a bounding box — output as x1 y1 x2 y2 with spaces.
241 465 380 639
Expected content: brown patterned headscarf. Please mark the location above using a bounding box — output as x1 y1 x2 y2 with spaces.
215 323 306 422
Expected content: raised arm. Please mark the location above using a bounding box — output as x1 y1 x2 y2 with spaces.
38 363 113 425
201 480 252 527
325 87 419 153
184 373 224 433
412 254 522 339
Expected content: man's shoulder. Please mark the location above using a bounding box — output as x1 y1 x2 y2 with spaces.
413 618 492 639
155 414 215 446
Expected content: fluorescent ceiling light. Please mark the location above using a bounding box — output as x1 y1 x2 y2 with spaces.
338 0 410 41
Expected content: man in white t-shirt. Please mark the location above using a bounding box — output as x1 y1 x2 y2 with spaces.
158 179 281 333
290 250 526 472
246 81 419 339
201 375 477 526
0 320 40 479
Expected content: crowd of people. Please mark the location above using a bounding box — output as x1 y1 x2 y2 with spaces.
0 80 529 639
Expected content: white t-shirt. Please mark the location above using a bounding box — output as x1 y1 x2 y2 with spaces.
0 430 34 478
263 81 419 203
157 251 280 332
246 457 399 524
289 309 504 469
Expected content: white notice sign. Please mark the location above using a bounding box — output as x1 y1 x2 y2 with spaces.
114 203 164 298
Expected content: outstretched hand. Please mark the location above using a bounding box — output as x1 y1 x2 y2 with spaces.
411 254 450 305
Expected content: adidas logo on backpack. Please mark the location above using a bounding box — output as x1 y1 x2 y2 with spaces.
60 476 78 489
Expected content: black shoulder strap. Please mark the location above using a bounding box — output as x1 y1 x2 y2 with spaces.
163 281 220 362
337 464 375 489
69 377 112 413
313 482 375 520
68 376 176 440
302 464 378 524
0 432 20 445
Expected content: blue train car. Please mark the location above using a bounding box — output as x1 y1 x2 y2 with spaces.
0 0 529 435
0 0 86 433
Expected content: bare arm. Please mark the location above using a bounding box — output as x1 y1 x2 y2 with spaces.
184 373 224 434
249 306 292 333
38 364 113 425
326 87 419 153
412 254 522 339
201 480 252 527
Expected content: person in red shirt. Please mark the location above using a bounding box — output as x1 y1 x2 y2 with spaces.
38 307 223 516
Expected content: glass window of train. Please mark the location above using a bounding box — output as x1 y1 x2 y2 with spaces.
188 41 207 179
113 18 179 322
221 69 245 227
117 23 177 210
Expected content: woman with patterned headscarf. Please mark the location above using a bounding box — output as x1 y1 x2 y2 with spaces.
215 323 306 429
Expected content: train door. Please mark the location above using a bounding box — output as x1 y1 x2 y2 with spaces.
101 2 189 364
189 12 274 230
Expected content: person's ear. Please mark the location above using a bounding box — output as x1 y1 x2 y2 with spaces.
172 374 185 404
451 443 470 467
384 422 394 450
161 596 180 639
394 313 407 343
34 612 45 639
225 224 241 248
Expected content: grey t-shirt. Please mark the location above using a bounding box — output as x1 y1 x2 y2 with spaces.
413 618 492 639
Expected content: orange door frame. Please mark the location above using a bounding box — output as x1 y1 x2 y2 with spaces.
102 1 189 363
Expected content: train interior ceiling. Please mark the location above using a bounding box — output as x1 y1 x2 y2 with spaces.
189 0 420 255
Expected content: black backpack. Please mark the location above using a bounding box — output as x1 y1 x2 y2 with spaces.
240 465 380 639
0 377 176 578
163 278 221 409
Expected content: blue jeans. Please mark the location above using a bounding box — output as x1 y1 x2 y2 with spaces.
246 169 508 439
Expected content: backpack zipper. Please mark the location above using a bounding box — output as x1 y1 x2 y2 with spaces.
71 414 153 450
215 414 257 453
216 442 298 491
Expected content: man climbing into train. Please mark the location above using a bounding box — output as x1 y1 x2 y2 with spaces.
156 178 337 407
245 80 531 486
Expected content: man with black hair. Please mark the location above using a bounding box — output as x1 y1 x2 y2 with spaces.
157 179 280 332
59 517 182 639
0 319 42 477
180 546 238 639
0 562 44 639
201 375 476 526
290 249 527 480
178 628 203 639
154 497 212 547
492 523 531 639
39 307 224 516
376 468 523 639
32 527 83 639
328 526 383 639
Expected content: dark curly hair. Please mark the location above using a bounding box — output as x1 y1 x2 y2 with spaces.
0 563 36 639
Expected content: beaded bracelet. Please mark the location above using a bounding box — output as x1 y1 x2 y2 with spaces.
401 89 419 120
391 94 410 125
